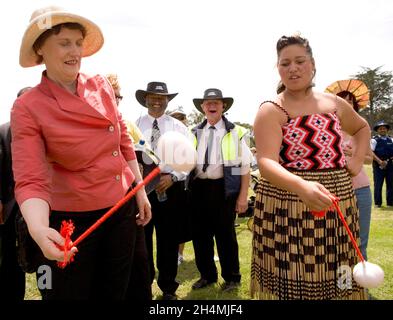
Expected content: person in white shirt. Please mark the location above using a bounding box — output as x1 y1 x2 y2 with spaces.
188 88 252 292
135 82 190 300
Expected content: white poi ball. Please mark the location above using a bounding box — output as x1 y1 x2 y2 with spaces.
353 261 384 289
156 131 197 173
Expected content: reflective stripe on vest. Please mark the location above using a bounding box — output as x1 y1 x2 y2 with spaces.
222 125 247 162
192 125 247 161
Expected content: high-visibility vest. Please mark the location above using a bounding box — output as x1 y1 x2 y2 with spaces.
190 118 248 197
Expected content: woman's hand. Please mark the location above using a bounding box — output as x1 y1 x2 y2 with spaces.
135 189 152 226
29 226 77 262
20 198 76 263
346 156 364 176
297 180 333 212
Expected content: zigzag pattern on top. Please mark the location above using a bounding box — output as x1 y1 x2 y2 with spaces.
280 112 345 170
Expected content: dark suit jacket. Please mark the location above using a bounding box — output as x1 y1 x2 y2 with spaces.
0 122 17 223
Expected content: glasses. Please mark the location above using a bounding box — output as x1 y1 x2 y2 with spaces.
115 95 123 101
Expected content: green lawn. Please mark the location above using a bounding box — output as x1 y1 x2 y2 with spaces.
24 165 393 300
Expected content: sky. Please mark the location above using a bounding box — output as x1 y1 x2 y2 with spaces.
1 0 393 125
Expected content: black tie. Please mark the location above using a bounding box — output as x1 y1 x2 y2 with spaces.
151 119 160 150
202 126 215 172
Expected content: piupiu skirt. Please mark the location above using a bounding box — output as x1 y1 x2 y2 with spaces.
250 168 367 300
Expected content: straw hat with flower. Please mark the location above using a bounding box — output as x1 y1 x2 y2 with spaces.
19 6 104 68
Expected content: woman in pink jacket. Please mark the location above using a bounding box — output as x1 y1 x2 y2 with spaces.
11 6 151 299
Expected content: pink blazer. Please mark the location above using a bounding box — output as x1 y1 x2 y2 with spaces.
11 72 136 211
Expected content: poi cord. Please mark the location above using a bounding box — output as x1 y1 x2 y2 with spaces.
330 196 365 263
312 195 365 263
57 166 162 268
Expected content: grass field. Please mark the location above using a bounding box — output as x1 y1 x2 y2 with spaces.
24 165 393 300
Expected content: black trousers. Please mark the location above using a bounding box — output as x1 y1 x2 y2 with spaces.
144 181 189 295
373 161 393 206
0 208 25 300
191 178 241 283
41 196 145 300
125 225 152 301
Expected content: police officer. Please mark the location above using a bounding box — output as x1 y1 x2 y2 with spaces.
188 88 252 292
371 120 393 207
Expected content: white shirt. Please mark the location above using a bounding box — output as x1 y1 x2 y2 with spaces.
195 118 252 179
136 113 190 179
370 135 393 151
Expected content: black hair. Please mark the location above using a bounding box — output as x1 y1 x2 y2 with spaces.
276 34 315 94
337 90 359 113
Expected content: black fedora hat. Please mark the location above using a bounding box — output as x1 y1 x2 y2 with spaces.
135 82 178 107
374 120 390 131
193 88 234 114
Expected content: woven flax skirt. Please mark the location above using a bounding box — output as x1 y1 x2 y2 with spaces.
250 168 367 300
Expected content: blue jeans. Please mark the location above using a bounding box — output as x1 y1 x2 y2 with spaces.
355 186 372 261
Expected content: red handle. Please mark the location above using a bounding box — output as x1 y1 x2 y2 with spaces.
73 166 161 247
58 166 162 268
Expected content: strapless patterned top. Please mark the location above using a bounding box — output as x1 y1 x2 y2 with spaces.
279 112 346 170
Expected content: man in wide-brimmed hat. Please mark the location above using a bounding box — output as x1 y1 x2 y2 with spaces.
371 120 393 207
188 88 252 292
135 82 190 300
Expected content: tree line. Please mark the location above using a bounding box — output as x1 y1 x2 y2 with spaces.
354 66 393 128
172 66 393 134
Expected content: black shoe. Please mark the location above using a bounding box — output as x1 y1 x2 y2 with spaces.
162 293 177 300
192 278 216 290
221 281 240 292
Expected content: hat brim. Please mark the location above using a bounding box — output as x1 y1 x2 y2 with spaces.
20 11 104 68
135 90 178 107
374 124 390 131
193 97 234 114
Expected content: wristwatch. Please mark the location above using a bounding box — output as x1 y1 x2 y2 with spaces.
170 173 178 183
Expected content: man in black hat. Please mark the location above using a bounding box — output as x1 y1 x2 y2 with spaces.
371 120 393 207
188 88 252 292
135 82 190 300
